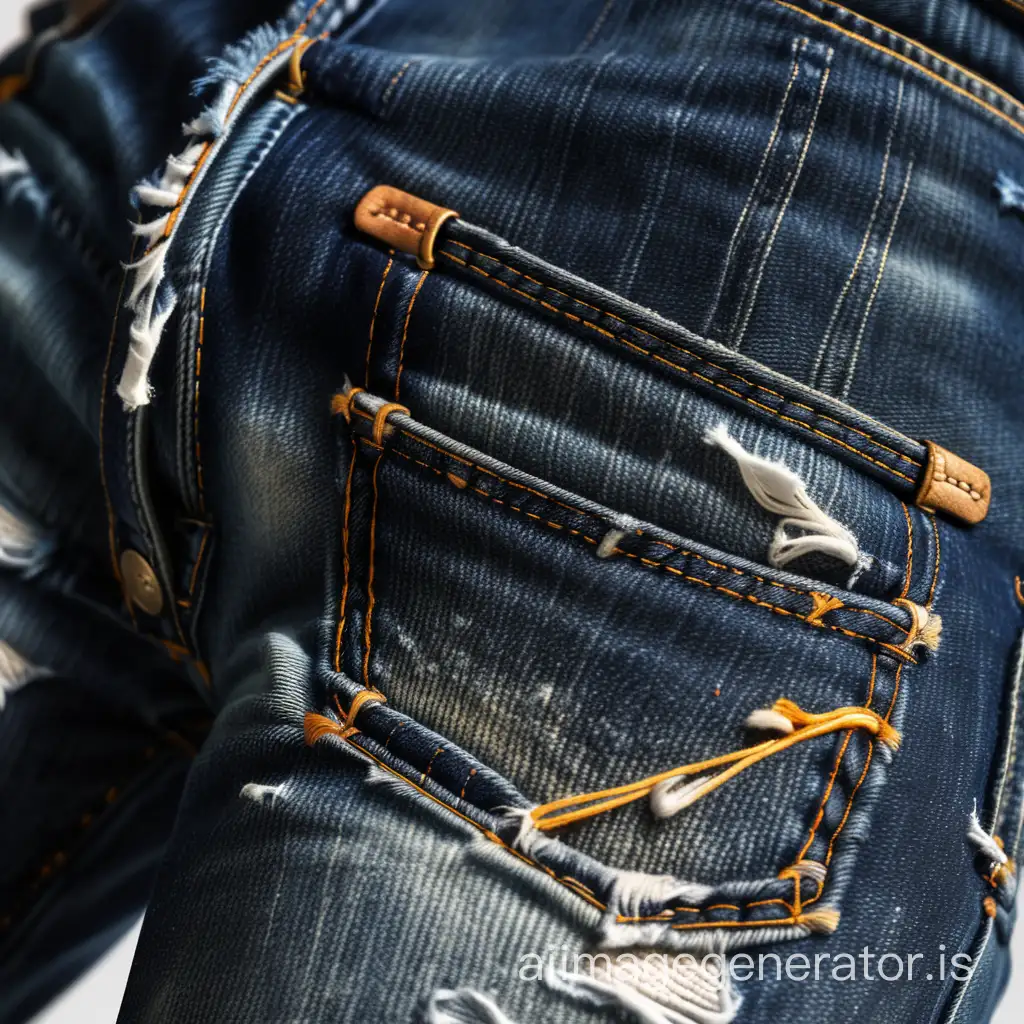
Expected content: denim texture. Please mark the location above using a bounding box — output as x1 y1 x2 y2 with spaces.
1 1 1023 1022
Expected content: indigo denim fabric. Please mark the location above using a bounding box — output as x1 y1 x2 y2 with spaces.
1 1 1023 1022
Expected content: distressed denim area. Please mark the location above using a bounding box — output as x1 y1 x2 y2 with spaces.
1 1 1023 1023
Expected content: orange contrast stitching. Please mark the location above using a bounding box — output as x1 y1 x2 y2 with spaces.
100 230 140 592
378 440 915 660
395 270 428 400
188 526 210 596
366 254 394 386
194 287 207 511
438 245 920 481
442 239 918 468
899 502 913 600
340 737 607 911
800 498 918 904
158 1 323 243
381 60 416 109
333 439 358 673
317 698 857 925
361 454 382 687
926 513 941 608
1015 576 1024 607
795 653 877 864
295 0 330 34
383 427 911 637
768 0 1024 139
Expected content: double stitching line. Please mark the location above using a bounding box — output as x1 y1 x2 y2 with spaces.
768 0 1024 139
370 430 915 659
797 503 926 912
437 242 920 484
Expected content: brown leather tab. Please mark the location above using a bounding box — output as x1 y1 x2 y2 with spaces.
915 441 991 524
354 185 459 269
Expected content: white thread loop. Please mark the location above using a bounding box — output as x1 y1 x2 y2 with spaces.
707 424 860 569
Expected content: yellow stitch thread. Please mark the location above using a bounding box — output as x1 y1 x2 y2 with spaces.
529 699 900 831
437 247 922 468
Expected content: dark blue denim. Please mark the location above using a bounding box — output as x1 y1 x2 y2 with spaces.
1 1 1023 1022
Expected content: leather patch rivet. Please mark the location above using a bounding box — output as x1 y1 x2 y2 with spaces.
915 440 991 525
354 185 459 270
120 549 164 616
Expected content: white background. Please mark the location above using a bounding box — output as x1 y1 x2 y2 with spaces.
0 3 1019 1021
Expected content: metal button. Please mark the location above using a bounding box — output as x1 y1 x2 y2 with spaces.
120 549 164 616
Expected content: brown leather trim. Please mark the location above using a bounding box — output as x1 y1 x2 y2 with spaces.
915 440 991 525
354 185 459 269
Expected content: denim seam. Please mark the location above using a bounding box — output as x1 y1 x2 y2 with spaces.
365 254 395 386
98 229 139 612
365 432 916 661
332 718 803 928
176 100 304 514
325 702 829 931
332 438 358 673
797 621 903 912
766 0 1024 138
361 449 384 688
395 270 429 400
797 504 931 909
370 418 903 617
439 239 918 466
436 243 922 487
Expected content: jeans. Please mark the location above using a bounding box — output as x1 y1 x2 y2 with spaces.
1 1 1022 1021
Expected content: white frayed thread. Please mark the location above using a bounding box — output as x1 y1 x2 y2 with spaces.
239 782 286 806
707 424 861 570
894 598 943 653
544 956 740 1024
0 641 52 711
786 859 828 885
118 81 235 409
118 19 301 409
424 988 520 1024
743 708 795 734
498 809 718 952
0 503 44 570
968 806 1009 870
597 528 627 559
598 871 715 951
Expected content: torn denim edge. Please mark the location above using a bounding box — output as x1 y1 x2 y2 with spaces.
353 745 826 956
117 1 348 410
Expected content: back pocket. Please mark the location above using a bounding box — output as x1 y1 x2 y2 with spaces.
310 382 943 958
